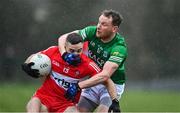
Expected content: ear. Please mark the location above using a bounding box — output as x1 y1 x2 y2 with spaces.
64 42 68 49
112 26 119 33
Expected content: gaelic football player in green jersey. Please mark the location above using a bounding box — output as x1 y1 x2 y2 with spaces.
58 9 127 113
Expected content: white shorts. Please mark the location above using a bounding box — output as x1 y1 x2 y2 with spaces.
81 83 125 105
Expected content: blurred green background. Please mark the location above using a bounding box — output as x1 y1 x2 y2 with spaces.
0 0 180 112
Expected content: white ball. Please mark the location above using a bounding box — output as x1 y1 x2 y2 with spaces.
29 53 51 76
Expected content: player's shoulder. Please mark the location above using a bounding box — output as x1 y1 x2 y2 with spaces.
81 54 91 63
80 54 101 73
81 54 95 66
83 25 97 32
115 33 127 46
116 33 125 41
86 25 97 29
41 46 59 55
48 46 58 49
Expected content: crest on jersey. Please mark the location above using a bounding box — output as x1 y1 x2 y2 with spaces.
103 51 108 57
63 67 69 73
112 52 120 56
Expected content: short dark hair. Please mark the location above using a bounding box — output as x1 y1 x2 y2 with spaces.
66 33 83 44
101 9 123 27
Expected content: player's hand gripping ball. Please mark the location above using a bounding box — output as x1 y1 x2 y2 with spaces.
22 53 51 78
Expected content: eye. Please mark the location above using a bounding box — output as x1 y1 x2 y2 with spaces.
102 22 108 26
77 48 82 53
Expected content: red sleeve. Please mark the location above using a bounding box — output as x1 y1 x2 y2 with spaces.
83 41 88 55
87 61 101 77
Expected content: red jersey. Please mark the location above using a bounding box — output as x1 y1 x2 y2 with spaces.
83 41 88 55
33 46 100 112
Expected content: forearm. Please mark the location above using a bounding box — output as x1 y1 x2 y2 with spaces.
104 79 117 100
58 34 67 54
78 71 109 89
78 61 118 89
78 72 117 100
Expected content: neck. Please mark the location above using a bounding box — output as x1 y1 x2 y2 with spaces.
101 33 116 43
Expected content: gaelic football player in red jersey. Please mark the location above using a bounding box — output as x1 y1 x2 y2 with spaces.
22 33 115 113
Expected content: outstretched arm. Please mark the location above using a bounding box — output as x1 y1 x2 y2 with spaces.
65 61 119 101
104 78 117 100
77 61 119 100
79 61 121 112
78 61 118 88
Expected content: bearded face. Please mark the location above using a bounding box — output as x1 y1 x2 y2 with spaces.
96 15 117 40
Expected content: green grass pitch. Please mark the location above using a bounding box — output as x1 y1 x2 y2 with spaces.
0 83 180 112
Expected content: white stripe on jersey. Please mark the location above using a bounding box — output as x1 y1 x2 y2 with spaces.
89 62 101 73
51 71 80 90
109 56 123 63
80 30 87 40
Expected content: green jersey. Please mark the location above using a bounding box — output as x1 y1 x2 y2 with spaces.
79 26 128 84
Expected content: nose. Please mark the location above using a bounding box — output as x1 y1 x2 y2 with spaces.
97 23 101 29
